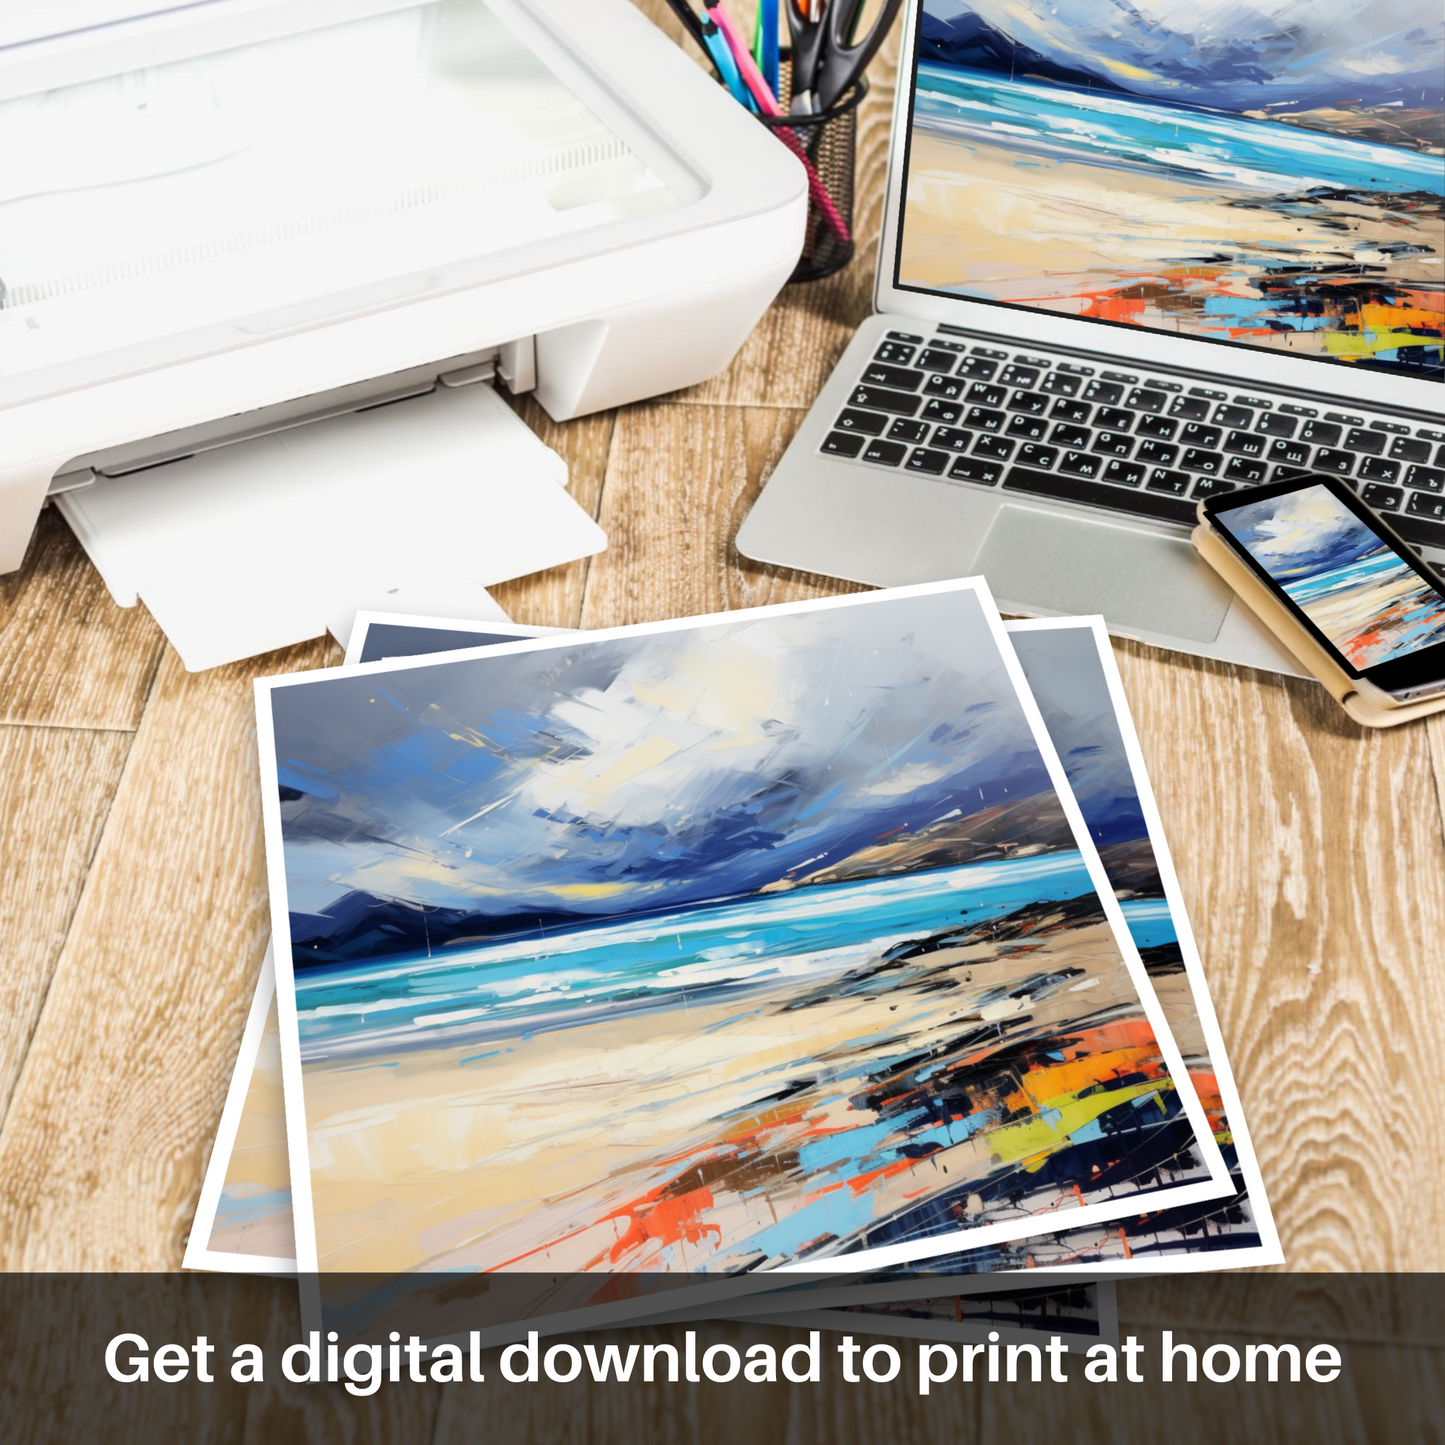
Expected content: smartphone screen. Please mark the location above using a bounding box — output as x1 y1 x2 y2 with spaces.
1205 476 1445 696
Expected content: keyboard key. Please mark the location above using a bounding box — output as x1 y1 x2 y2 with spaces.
967 382 1008 407
850 385 921 417
1169 395 1212 421
1008 390 1050 415
956 356 999 380
906 447 951 475
1101 370 1137 384
1268 438 1312 468
1004 465 1197 523
1422 428 1445 443
1181 448 1223 474
923 374 966 400
1136 414 1178 440
948 457 1003 486
930 427 974 452
1017 444 1059 469
1407 491 1445 521
932 340 970 352
1300 419 1341 446
1224 430 1266 458
1257 413 1298 438
1060 450 1103 478
1325 411 1363 426
969 345 1007 359
1051 423 1091 449
887 418 932 444
1180 423 1222 449
922 398 962 424
860 438 907 466
1126 388 1167 413
874 342 917 365
1359 456 1400 483
1041 372 1081 397
1390 436 1431 464
1190 386 1227 401
1314 448 1354 476
1147 469 1191 495
1083 379 1123 405
1093 432 1134 458
1050 398 1092 424
1214 404 1254 429
998 364 1040 388
1406 465 1445 493
1136 440 1179 467
964 406 1006 432
916 347 959 373
1006 414 1048 441
1225 456 1268 483
1272 465 1316 482
1362 483 1403 511
863 362 925 390
886 330 924 343
821 431 864 457
835 408 890 435
1094 406 1134 432
1057 362 1094 375
1345 427 1384 456
1394 513 1445 550
1193 476 1237 499
1103 459 1145 487
973 435 1015 461
1437 446 1445 465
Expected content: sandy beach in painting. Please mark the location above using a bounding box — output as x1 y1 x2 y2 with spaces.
299 861 1196 1275
901 127 1442 358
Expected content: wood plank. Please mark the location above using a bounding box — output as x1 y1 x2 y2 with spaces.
489 397 614 630
0 726 133 1125
1109 638 1445 1271
0 639 336 1269
579 403 865 631
0 508 165 730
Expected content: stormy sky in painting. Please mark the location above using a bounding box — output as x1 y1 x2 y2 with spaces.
921 0 1444 112
271 592 1055 951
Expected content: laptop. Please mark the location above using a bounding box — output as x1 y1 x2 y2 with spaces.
737 0 1444 673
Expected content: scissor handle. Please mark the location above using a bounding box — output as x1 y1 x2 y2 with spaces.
814 0 902 108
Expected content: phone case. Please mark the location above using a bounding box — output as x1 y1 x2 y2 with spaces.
1192 522 1445 729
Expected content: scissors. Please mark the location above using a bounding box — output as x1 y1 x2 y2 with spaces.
785 0 903 113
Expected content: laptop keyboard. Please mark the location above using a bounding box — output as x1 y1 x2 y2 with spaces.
821 330 1445 552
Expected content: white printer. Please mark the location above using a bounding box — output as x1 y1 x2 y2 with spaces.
0 0 806 665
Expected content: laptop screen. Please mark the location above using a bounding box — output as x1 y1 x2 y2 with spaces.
893 0 1444 381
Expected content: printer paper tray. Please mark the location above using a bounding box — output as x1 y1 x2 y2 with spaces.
57 384 605 671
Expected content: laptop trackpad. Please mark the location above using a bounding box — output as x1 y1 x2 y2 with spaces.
976 505 1233 643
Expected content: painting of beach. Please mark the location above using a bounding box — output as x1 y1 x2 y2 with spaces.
901 0 1444 377
262 587 1220 1278
1216 483 1445 668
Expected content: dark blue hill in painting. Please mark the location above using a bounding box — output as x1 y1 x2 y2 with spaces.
918 8 1126 96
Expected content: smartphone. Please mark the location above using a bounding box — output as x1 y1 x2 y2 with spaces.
1201 473 1445 705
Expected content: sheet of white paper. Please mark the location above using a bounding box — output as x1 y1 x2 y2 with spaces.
57 383 603 669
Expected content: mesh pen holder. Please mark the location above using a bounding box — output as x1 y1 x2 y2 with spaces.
759 66 867 284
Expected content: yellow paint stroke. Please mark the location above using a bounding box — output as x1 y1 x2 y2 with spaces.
579 735 681 800
988 1080 1168 1164
1324 328 1444 358
629 677 699 712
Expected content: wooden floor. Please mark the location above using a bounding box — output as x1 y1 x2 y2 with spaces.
1 5 1443 1439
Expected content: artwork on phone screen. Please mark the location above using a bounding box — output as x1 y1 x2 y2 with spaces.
1215 483 1445 668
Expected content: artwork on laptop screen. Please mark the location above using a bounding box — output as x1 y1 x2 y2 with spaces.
898 0 1445 378
259 584 1229 1281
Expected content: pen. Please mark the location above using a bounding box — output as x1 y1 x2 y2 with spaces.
705 3 852 246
